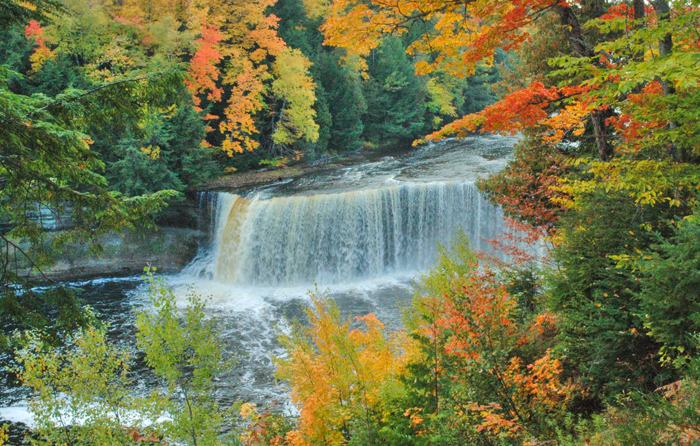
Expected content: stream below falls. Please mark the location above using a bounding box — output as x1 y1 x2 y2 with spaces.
0 135 518 426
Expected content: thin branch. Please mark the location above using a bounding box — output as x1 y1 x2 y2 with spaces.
0 233 55 284
30 74 157 115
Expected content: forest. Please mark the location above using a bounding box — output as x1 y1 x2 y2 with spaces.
1 0 700 444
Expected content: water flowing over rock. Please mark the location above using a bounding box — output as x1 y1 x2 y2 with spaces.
187 181 504 286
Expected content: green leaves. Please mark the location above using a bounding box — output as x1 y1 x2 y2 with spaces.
0 0 65 29
16 274 233 446
635 214 700 360
16 325 160 445
136 273 232 446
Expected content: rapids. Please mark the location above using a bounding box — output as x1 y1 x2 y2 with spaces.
168 135 518 406
0 135 518 426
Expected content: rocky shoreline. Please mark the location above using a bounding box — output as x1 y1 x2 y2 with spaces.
30 146 410 283
26 226 202 284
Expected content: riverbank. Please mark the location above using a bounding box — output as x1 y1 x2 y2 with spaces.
29 144 421 283
201 162 346 191
24 226 201 284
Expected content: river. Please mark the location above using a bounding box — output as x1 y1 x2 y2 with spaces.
0 135 517 427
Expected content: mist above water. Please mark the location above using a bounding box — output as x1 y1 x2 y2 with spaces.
0 136 519 424
184 135 517 289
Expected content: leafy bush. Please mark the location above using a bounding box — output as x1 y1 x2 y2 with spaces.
15 274 234 446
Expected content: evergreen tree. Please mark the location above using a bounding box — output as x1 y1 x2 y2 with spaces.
362 37 426 147
547 191 666 404
0 3 179 350
314 50 366 152
637 213 700 359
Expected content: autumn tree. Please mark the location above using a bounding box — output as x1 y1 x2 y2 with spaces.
268 47 319 157
397 235 573 444
0 0 179 350
177 0 321 157
276 290 414 446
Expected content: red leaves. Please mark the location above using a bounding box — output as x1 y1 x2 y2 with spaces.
25 20 54 71
426 82 560 140
605 81 666 155
432 263 516 361
25 20 47 46
185 22 224 108
484 217 549 264
417 254 573 440
126 428 163 443
462 0 559 68
599 3 654 21
479 140 569 228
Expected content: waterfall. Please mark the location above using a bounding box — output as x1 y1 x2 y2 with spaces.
196 182 503 285
186 182 504 286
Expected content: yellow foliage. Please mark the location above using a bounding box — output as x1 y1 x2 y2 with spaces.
140 145 161 160
322 0 502 76
426 78 457 117
276 291 417 446
271 48 319 146
553 159 700 210
28 46 55 73
301 0 331 19
240 402 258 419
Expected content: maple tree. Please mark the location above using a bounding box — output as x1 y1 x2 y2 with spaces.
167 0 321 157
403 235 573 443
269 48 319 156
185 22 224 113
24 20 54 72
276 290 415 446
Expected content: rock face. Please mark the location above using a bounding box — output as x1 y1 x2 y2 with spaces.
154 191 202 229
34 226 202 282
13 194 207 283
22 193 206 283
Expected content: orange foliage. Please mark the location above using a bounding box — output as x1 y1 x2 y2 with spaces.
483 217 549 264
111 0 297 156
323 0 562 77
415 254 574 440
277 293 415 446
216 0 289 155
435 267 517 362
423 82 560 141
186 22 224 109
541 98 593 144
599 3 654 22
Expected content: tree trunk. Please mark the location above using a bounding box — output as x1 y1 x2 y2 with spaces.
633 0 645 20
591 110 614 161
557 5 614 161
650 0 683 162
